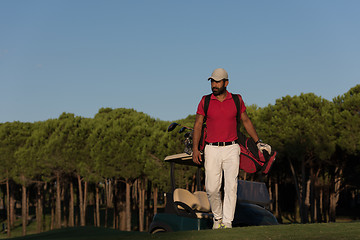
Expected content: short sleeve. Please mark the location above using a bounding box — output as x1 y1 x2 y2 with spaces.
196 96 206 116
238 95 246 114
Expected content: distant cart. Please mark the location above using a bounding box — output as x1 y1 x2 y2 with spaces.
149 153 278 233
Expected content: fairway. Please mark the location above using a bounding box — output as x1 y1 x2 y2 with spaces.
7 222 360 240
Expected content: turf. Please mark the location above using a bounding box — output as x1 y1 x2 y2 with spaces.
6 222 360 240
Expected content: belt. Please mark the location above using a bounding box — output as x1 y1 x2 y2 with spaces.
206 141 237 147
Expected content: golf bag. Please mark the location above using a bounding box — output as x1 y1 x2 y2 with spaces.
201 93 277 174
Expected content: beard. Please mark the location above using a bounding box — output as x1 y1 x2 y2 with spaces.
212 86 226 96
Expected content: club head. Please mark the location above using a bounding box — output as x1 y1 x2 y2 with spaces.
167 122 179 132
184 132 191 138
179 127 187 133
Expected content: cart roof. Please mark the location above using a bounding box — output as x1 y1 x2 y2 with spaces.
164 152 203 166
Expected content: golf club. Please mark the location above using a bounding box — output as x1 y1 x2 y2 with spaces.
167 122 194 155
167 122 193 132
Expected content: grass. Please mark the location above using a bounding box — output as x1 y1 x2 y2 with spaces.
3 221 360 240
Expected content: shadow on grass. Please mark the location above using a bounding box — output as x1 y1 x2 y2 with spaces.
7 226 148 240
5 222 360 240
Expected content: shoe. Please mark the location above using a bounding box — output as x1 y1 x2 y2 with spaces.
222 222 232 229
212 219 223 229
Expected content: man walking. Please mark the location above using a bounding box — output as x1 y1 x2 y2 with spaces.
192 68 270 229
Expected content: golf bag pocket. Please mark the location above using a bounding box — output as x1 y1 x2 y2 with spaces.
239 144 265 173
238 132 276 174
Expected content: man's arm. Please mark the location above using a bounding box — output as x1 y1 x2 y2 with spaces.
241 111 259 143
241 111 272 154
192 114 204 164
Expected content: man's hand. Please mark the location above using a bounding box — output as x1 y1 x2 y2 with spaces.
192 149 202 165
192 114 204 165
257 142 271 154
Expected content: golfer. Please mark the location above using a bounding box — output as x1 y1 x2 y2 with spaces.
192 68 270 229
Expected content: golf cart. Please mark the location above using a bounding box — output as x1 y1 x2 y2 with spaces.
149 152 278 233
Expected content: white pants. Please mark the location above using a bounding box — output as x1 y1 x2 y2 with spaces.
204 144 240 224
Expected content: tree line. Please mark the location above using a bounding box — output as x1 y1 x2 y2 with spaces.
0 85 359 237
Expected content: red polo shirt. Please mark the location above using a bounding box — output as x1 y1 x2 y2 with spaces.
196 91 246 143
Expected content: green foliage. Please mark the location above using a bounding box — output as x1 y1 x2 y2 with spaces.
258 93 336 165
0 122 32 183
90 108 157 182
333 84 360 155
332 85 360 187
0 85 358 199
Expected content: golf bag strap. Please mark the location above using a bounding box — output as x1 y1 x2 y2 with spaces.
231 94 241 125
204 93 241 122
198 94 212 151
204 93 240 115
203 94 212 121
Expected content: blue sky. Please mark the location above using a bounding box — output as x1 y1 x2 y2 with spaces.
1 0 359 123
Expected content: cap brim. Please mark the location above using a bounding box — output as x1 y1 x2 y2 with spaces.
208 78 227 81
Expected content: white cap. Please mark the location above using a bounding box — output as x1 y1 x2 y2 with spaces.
208 68 228 81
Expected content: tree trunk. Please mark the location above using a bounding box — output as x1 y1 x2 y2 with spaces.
36 183 43 233
106 179 114 228
288 158 302 222
104 201 108 228
83 181 88 225
329 167 342 222
77 175 88 226
56 173 61 229
119 199 126 230
146 180 151 231
104 179 112 228
314 168 321 223
96 184 100 227
191 173 196 192
309 168 316 223
133 179 138 211
329 193 336 222
314 195 317 222
138 179 144 232
6 179 11 238
142 180 146 231
10 187 15 228
22 184 27 236
294 198 298 222
69 181 74 227
301 157 308 223
126 180 131 231
119 180 126 231
50 184 55 230
305 179 311 222
140 178 146 232
323 185 329 222
275 181 279 219
62 184 68 227
107 179 113 208
93 193 96 227
268 178 273 211
26 189 30 227
153 186 158 215
319 186 323 222
77 175 84 226
113 179 118 229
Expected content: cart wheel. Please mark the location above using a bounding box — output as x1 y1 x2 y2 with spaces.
151 228 167 234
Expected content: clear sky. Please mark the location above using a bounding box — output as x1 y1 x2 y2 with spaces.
1 0 359 123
